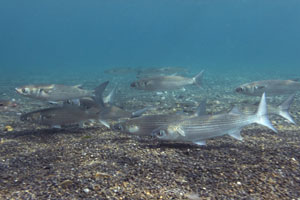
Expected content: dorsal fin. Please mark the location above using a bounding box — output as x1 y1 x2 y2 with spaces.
94 81 109 108
229 106 242 115
74 84 83 89
290 78 300 82
195 99 207 116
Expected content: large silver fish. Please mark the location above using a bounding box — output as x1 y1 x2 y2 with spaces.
20 81 109 128
130 70 204 91
235 79 300 96
152 93 277 145
112 114 189 136
239 94 296 124
15 84 94 101
20 105 100 128
112 103 205 136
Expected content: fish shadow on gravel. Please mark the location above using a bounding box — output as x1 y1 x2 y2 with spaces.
1 127 100 139
141 140 262 153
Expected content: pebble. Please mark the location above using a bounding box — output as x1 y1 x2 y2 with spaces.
83 188 90 194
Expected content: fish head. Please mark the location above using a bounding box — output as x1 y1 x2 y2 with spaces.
151 125 181 141
130 80 152 90
112 123 125 131
20 112 42 123
113 122 141 134
235 83 265 95
15 86 32 96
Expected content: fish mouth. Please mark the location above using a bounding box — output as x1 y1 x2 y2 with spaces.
235 87 243 93
130 82 136 88
15 88 22 93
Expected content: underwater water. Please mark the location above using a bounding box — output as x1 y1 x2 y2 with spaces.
0 0 300 199
1 0 300 77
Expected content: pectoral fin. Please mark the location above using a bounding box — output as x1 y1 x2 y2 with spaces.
228 129 243 141
74 84 83 89
99 120 110 128
195 99 207 116
177 127 186 137
51 125 62 129
131 106 152 118
229 106 242 115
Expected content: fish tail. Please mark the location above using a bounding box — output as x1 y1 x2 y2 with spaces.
193 70 204 87
103 85 116 104
278 93 296 124
255 93 277 133
94 81 109 108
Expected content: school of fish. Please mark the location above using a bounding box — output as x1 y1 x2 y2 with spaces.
15 66 299 146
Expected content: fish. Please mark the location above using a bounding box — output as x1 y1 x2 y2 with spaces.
112 103 205 136
113 114 190 136
152 93 277 146
235 79 300 96
20 81 109 128
238 94 296 124
20 105 100 128
15 84 94 101
136 66 188 78
104 67 138 75
0 99 17 108
130 70 204 91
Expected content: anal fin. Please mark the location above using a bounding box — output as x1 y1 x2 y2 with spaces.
228 129 243 141
194 141 206 146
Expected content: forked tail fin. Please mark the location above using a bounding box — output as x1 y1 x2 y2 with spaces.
255 93 277 133
193 70 204 88
94 81 109 108
278 94 296 124
103 85 116 104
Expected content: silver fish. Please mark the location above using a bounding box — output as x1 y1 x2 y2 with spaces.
15 84 94 101
130 70 204 91
20 105 100 128
235 80 300 96
152 93 277 146
112 103 204 136
136 66 188 77
20 81 109 128
113 114 190 136
239 94 296 124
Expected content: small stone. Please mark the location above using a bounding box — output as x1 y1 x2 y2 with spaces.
4 125 13 132
83 188 90 194
95 172 111 179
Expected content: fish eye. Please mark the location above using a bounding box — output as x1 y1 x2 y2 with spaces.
157 130 166 137
22 88 29 94
114 124 123 131
143 81 149 86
